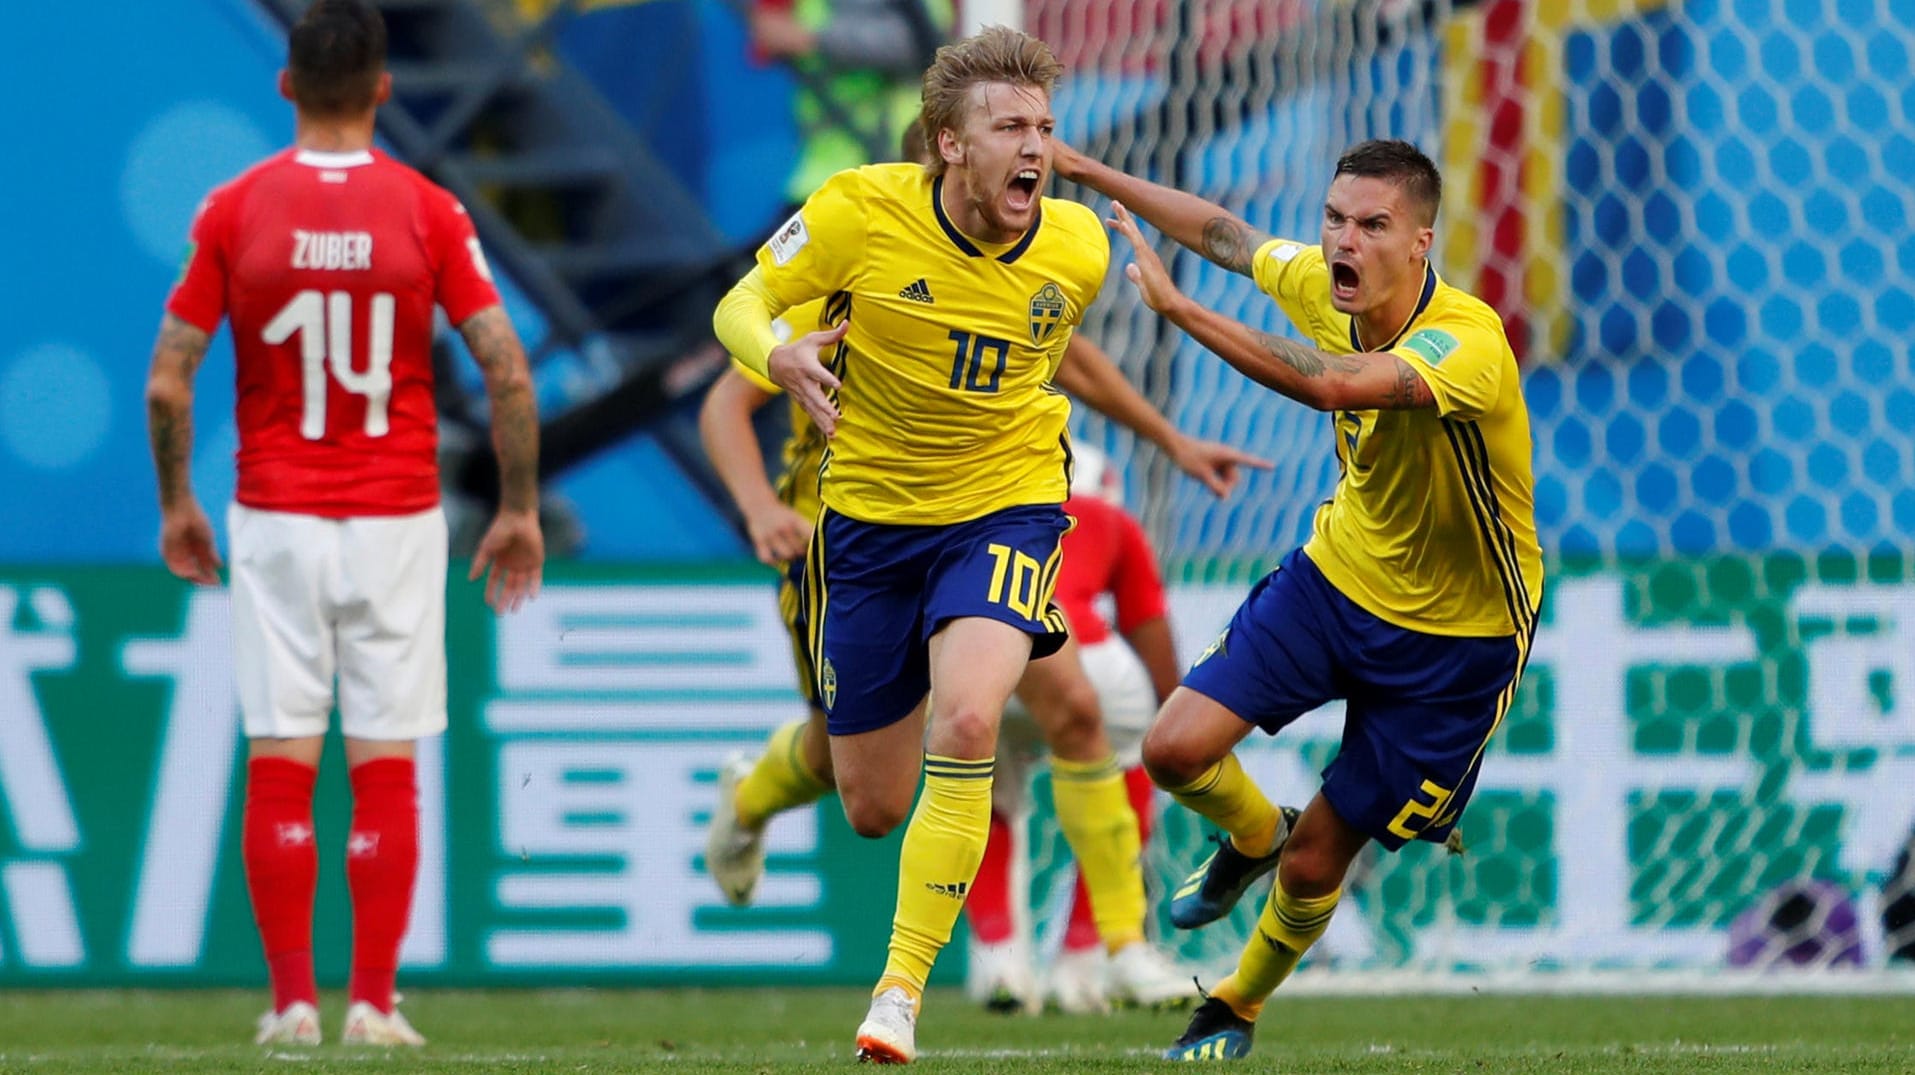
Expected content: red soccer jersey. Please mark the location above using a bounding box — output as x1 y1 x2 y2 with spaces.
1056 493 1169 646
167 147 501 516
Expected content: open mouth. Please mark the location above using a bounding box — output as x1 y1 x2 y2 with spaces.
1006 169 1041 212
1331 261 1360 301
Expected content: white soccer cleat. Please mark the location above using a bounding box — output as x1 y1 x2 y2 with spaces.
341 1000 426 1046
854 986 918 1064
1044 946 1110 1015
253 1000 321 1045
706 754 766 907
1106 941 1202 1010
966 938 1041 1015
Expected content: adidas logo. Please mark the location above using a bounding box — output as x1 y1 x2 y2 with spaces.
925 880 969 899
898 278 935 304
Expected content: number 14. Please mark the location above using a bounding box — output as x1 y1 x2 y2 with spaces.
262 289 396 439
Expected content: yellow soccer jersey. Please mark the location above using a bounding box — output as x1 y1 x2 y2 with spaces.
1252 237 1543 638
731 296 838 523
750 163 1109 524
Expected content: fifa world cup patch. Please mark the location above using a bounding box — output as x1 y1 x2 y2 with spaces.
767 211 810 266
1401 328 1460 366
1028 282 1066 343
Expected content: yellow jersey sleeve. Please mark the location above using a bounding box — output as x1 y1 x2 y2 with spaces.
727 297 830 394
1390 315 1508 422
755 169 869 309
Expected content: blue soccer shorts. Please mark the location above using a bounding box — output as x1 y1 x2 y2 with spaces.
1181 547 1528 850
804 503 1071 736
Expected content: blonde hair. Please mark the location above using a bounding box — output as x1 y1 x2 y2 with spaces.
918 26 1063 177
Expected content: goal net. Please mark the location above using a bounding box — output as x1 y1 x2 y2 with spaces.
1004 0 1915 986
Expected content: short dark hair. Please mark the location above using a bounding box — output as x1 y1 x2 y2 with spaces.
1334 140 1442 225
287 0 387 117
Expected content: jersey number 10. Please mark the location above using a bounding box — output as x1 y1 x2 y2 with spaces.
947 330 1010 394
262 289 396 440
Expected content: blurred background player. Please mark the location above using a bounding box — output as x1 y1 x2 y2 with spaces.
1063 139 1540 1061
144 0 544 1048
747 0 952 206
702 117 1253 1022
967 446 1196 1016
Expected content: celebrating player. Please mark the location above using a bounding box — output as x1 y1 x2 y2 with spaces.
713 26 1152 1062
1055 138 1542 1060
144 0 542 1047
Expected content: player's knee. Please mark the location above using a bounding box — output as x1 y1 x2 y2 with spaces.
930 702 997 758
1042 682 1104 757
1277 830 1349 896
1140 722 1210 789
840 793 908 839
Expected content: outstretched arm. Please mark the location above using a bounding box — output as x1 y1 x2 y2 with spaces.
458 305 545 612
1053 334 1269 498
699 369 813 565
1054 141 1276 277
145 314 222 585
1109 205 1435 412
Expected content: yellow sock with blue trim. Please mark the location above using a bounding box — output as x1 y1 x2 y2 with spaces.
1162 753 1282 856
733 718 832 830
876 755 993 1002
1050 754 1146 950
1212 880 1340 1022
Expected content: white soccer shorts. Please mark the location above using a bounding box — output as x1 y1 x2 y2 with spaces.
996 637 1157 815
228 503 449 741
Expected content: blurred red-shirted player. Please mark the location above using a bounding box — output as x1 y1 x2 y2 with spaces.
967 447 1197 1014
144 0 542 1048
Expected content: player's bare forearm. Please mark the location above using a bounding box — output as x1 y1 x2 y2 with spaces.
1055 335 1179 449
1122 616 1182 704
1060 150 1271 276
698 370 782 516
145 314 211 510
460 306 541 513
1160 295 1435 411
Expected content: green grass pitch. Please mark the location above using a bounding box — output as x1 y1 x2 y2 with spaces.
2 989 1911 1072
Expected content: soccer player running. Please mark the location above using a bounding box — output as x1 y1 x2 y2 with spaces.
714 26 1171 1062
145 0 542 1048
1054 138 1542 1061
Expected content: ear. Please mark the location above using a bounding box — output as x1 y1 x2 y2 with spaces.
938 126 963 169
1411 225 1434 262
278 68 295 104
374 70 393 108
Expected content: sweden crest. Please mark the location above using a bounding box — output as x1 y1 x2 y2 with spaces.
1028 282 1065 344
820 658 838 709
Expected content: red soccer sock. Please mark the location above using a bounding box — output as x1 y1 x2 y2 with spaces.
1063 767 1158 952
965 810 1018 945
243 757 320 1012
346 757 420 1014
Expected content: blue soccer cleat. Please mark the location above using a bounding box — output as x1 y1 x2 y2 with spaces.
1168 806 1301 930
1163 997 1255 1061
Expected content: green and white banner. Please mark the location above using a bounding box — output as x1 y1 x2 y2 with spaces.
1 559 1911 984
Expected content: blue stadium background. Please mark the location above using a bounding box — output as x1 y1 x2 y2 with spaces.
8 0 1911 566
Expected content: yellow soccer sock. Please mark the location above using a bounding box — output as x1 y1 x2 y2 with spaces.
1050 754 1147 951
1212 880 1341 1022
733 718 832 830
877 755 994 1000
1162 753 1282 856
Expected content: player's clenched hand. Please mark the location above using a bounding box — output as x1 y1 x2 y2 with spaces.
1108 202 1184 315
159 502 222 586
470 507 544 614
746 501 813 566
768 322 846 437
1166 433 1273 499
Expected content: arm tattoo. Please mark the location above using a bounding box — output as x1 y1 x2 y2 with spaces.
1200 216 1272 276
1251 331 1362 379
1382 357 1438 410
459 306 541 513
147 314 212 508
